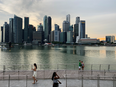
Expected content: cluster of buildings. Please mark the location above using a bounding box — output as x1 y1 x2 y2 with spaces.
1 14 101 45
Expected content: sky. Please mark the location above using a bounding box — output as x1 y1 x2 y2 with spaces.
0 0 116 40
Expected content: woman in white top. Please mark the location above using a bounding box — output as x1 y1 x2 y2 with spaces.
52 72 61 87
32 63 37 84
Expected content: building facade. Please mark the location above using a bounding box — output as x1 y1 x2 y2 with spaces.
66 31 73 43
106 36 115 43
54 30 60 42
60 32 67 43
3 22 9 43
78 38 99 44
74 24 79 42
66 14 70 25
24 17 29 42
79 20 85 39
1 26 3 42
43 15 48 41
47 16 51 36
63 21 70 32
9 18 14 43
76 17 80 24
33 31 43 44
51 31 54 43
37 23 43 31
13 15 22 43
55 24 59 30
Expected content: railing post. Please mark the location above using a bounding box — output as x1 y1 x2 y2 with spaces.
99 64 101 71
8 75 10 87
91 64 93 71
97 74 100 87
108 64 110 71
81 75 83 87
66 74 67 87
66 64 67 70
104 69 105 77
44 65 45 79
57 64 58 71
26 75 28 87
74 64 75 70
3 65 5 71
113 74 115 87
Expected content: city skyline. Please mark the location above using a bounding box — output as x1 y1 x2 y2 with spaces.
0 0 116 40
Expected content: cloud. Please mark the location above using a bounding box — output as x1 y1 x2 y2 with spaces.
0 0 116 39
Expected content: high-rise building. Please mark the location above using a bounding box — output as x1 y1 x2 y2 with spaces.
66 31 73 43
51 31 54 43
106 36 115 43
66 14 70 25
60 32 67 43
76 17 80 24
33 31 44 44
74 24 79 42
37 23 43 31
79 20 85 39
22 29 24 42
43 15 48 41
13 15 22 43
24 17 29 42
9 18 14 43
85 34 88 38
28 25 33 43
48 16 51 35
54 30 60 42
1 26 3 42
55 24 59 30
63 21 70 32
3 22 9 43
69 25 73 32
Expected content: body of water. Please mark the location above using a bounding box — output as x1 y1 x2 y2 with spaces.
0 45 116 70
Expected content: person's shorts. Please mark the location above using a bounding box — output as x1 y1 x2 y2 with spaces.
79 66 81 68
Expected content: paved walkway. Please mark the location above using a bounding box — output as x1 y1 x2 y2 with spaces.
0 79 114 87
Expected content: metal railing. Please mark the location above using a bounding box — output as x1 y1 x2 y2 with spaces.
0 64 116 71
0 73 116 87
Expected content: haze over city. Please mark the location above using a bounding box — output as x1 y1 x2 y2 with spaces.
0 0 116 40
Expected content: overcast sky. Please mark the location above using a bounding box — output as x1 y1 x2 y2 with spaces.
0 0 116 40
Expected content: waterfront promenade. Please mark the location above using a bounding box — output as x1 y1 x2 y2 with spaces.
0 69 116 87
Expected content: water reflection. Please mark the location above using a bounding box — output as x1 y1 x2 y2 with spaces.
0 45 116 67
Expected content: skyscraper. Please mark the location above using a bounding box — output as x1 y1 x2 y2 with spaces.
79 20 85 38
1 26 3 42
3 22 9 43
60 32 67 43
54 30 60 42
76 17 80 24
24 17 29 42
9 18 14 43
66 14 70 25
48 16 51 35
13 15 22 43
28 25 33 43
37 23 43 31
55 24 59 30
51 31 54 43
43 15 48 41
74 24 79 42
63 21 70 32
66 31 73 43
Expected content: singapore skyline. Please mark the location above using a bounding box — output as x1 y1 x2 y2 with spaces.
0 0 116 40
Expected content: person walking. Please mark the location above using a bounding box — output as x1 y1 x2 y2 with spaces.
52 72 61 87
81 61 84 70
79 60 82 70
32 63 37 84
